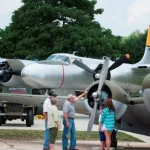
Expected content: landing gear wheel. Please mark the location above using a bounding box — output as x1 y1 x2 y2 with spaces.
2 119 6 124
32 115 34 125
0 108 5 126
0 109 3 126
26 109 33 127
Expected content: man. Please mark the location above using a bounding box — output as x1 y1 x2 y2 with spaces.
62 89 88 150
47 97 62 150
43 91 57 150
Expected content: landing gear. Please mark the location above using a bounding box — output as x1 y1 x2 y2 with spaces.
0 108 3 126
26 108 34 127
0 108 5 126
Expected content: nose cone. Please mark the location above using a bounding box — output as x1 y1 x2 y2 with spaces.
21 63 62 88
21 64 39 87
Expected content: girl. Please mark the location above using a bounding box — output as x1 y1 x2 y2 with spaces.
99 99 115 150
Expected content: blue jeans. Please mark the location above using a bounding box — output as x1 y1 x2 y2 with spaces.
62 119 76 150
43 120 50 148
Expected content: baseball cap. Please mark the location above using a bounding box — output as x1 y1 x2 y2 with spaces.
67 94 76 99
48 91 57 97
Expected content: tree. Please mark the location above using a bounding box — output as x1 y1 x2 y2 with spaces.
0 0 121 60
121 30 147 63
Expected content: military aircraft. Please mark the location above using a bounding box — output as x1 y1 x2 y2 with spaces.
1 25 150 138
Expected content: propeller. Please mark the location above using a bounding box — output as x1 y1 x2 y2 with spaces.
0 62 21 82
87 57 109 135
71 58 95 74
71 54 130 75
72 54 130 135
108 54 130 72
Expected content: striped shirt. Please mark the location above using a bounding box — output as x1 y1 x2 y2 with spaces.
100 107 115 131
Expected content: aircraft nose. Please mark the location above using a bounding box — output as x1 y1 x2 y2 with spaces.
21 63 63 88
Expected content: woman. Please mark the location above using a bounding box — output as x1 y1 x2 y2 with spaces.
99 98 115 150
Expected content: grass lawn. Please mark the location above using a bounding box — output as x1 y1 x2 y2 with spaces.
0 129 143 142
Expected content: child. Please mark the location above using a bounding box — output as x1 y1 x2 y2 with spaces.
98 105 106 150
48 99 62 150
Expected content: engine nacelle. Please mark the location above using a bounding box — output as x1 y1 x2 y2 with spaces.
0 59 33 87
142 73 150 90
85 80 129 120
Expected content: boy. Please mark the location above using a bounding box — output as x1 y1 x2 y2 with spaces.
98 105 106 150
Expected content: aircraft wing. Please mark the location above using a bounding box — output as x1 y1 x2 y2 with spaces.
0 93 88 114
0 93 47 106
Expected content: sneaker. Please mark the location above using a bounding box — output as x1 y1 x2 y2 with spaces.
70 148 79 150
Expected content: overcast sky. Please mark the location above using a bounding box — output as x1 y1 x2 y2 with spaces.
0 0 150 36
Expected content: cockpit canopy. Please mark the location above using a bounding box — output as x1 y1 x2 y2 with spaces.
47 54 82 65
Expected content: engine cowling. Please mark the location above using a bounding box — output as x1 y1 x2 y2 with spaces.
142 74 150 113
85 80 129 120
142 73 150 90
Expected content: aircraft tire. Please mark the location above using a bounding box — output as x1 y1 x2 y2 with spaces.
2 119 6 124
26 109 33 127
0 109 3 126
32 115 34 125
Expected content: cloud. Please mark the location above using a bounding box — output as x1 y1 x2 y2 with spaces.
0 0 22 14
127 0 150 24
0 0 23 29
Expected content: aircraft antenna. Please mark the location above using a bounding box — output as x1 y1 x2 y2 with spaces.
73 51 78 55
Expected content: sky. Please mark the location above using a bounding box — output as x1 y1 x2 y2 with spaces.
0 0 150 36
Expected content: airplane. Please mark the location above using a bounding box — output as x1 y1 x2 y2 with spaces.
0 25 150 141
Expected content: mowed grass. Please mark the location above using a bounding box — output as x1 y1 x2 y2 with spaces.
0 129 143 142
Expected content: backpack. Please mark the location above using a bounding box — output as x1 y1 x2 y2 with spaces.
111 129 118 148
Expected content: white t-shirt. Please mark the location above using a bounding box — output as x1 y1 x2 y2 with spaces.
99 113 107 131
43 97 51 114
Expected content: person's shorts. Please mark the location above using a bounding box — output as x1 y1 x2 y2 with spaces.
99 131 106 141
49 127 58 144
102 124 108 131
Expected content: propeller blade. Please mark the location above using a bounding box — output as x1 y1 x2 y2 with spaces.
108 54 130 72
87 99 98 135
97 57 109 92
71 58 95 74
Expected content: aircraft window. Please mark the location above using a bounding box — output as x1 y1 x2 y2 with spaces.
55 55 65 60
63 57 70 64
47 55 56 60
47 55 70 64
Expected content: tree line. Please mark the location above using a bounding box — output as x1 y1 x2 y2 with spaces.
0 0 147 63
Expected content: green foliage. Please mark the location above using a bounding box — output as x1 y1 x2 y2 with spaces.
0 0 121 60
121 30 147 63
